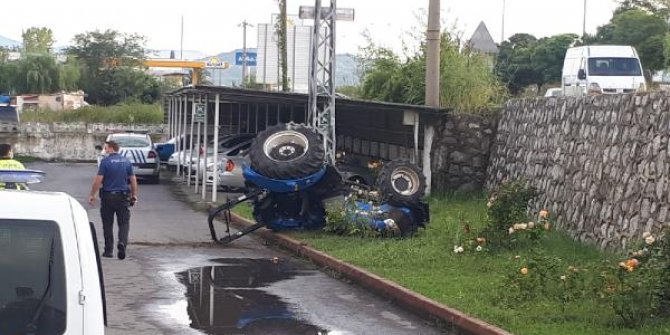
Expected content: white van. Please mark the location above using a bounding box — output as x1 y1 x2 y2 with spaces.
0 170 106 334
562 45 646 96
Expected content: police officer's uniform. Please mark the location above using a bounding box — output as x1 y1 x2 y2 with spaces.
0 157 27 190
98 152 134 255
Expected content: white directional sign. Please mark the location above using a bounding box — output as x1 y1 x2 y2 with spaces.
194 103 207 123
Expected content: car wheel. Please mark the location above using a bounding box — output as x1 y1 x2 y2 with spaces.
375 159 426 206
249 123 324 180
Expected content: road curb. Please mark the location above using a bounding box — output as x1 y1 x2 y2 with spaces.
228 212 513 335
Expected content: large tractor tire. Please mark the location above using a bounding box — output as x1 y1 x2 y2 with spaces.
376 159 426 207
249 123 324 180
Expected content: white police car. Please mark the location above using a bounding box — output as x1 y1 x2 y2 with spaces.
98 133 160 184
0 170 106 334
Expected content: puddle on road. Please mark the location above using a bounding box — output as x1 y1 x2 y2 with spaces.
176 258 331 335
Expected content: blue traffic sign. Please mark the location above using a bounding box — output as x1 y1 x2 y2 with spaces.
235 52 257 66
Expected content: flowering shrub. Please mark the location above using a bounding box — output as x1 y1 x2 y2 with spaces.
452 180 551 253
597 230 670 327
498 249 591 310
497 230 670 328
483 180 539 249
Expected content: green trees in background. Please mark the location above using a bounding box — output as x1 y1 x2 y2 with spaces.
0 27 166 106
22 27 55 55
359 32 505 112
66 29 161 105
585 7 668 75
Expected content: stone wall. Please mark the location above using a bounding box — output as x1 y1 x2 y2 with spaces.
431 112 498 194
0 123 166 161
487 93 670 250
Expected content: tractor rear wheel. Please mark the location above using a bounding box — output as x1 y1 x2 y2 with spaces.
376 159 426 207
249 123 324 180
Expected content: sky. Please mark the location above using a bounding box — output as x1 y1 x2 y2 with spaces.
1 0 620 57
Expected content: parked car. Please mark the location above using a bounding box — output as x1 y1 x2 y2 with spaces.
97 132 160 184
167 134 255 172
195 138 254 180
0 170 106 334
155 134 190 163
544 88 562 97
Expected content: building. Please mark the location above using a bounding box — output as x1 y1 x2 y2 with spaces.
16 91 87 112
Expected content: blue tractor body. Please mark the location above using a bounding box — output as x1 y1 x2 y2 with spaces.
207 123 429 244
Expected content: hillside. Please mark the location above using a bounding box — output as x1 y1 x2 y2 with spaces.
0 35 20 48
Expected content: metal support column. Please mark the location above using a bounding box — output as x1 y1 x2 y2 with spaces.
188 95 196 187
201 95 208 201
176 96 182 177
212 94 220 203
195 96 202 193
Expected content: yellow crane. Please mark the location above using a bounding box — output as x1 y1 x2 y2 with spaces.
143 58 229 85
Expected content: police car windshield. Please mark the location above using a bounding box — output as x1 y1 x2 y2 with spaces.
112 136 150 148
588 57 642 76
0 219 66 334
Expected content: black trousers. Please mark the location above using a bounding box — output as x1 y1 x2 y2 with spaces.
100 192 131 253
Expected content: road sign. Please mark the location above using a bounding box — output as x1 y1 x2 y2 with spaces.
194 103 207 123
205 57 229 69
235 52 257 66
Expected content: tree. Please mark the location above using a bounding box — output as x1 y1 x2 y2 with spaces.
86 67 161 105
67 29 156 105
22 27 55 55
495 33 540 95
15 55 60 94
277 0 289 92
584 8 668 73
67 29 146 71
359 33 504 111
531 34 579 89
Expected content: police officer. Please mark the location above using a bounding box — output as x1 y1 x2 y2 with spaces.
88 140 138 260
0 143 27 190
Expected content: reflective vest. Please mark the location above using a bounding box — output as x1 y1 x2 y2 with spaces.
0 158 27 190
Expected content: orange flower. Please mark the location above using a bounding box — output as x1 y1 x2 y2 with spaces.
626 258 639 269
520 267 529 275
476 237 486 245
539 209 549 219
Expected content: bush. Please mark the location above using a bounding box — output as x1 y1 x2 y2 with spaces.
484 180 539 248
20 103 163 124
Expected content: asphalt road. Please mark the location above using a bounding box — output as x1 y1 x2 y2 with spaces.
28 162 446 335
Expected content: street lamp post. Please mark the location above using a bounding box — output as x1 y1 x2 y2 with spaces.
583 0 587 38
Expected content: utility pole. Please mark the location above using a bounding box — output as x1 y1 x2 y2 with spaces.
501 0 506 43
278 0 289 91
423 0 440 195
239 20 254 87
180 15 184 60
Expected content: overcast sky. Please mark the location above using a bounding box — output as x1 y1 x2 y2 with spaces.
2 0 619 56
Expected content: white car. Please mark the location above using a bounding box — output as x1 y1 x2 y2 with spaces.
0 170 106 334
544 87 562 97
98 133 160 184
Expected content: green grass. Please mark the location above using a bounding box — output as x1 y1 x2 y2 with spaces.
240 195 669 335
20 103 163 124
13 154 40 163
232 202 253 219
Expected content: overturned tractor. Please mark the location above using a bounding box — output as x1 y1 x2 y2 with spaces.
208 123 429 244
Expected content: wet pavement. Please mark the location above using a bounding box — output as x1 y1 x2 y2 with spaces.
29 162 447 335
